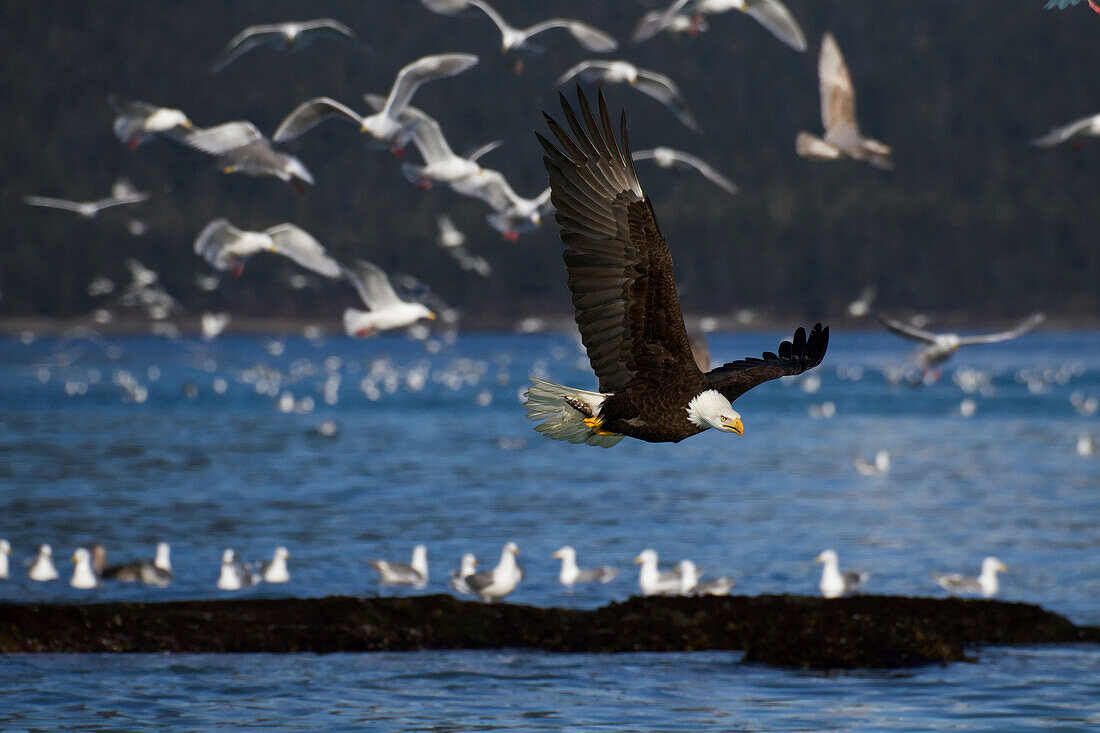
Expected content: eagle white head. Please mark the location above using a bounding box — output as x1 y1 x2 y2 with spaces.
686 390 744 434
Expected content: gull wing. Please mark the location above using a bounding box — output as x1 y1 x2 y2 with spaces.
213 24 286 72
450 168 520 211
818 33 859 138
634 147 737 195
467 0 511 35
1030 113 1100 147
795 131 841 160
874 314 941 344
465 139 502 163
21 196 87 213
634 69 700 131
744 0 807 52
93 191 152 210
706 324 829 402
956 313 1045 345
273 97 363 142
107 95 159 118
1044 0 1086 7
381 53 479 119
632 0 692 44
398 105 455 162
554 60 613 87
342 259 402 310
299 18 357 40
524 19 619 52
422 0 472 14
193 218 243 256
182 121 264 155
264 224 342 278
538 88 699 392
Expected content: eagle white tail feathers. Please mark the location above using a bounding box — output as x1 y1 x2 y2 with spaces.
524 378 623 448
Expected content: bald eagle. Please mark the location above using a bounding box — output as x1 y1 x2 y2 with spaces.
525 89 828 447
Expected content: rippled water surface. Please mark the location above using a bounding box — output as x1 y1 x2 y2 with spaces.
0 330 1097 729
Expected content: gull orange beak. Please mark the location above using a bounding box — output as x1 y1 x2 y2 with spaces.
426 311 438 321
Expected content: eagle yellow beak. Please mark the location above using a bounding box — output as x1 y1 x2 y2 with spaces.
728 417 744 435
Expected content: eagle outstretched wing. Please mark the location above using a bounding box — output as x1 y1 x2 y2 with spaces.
706 323 829 402
537 88 698 393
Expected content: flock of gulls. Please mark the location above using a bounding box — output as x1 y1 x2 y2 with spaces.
0 540 1011 602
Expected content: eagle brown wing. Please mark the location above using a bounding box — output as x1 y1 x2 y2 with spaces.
537 89 698 393
706 323 829 402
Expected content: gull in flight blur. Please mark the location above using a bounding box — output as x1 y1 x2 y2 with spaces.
437 215 492 277
1030 112 1100 148
552 546 618 587
367 545 428 587
1043 0 1100 12
464 542 522 603
692 0 806 51
193 218 342 279
634 549 683 596
632 147 737 195
631 0 709 44
875 312 1045 371
381 102 501 187
934 557 1007 598
448 168 552 241
108 95 193 149
341 260 437 337
180 121 314 190
273 53 478 155
556 61 699 132
815 549 868 598
847 285 877 318
797 33 892 170
23 179 150 219
213 19 357 72
421 0 616 74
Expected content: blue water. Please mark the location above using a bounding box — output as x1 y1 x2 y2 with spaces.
0 329 1097 729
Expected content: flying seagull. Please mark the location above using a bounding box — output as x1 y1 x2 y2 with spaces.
464 542 522 602
23 181 150 219
633 147 738 195
391 103 501 187
1043 0 1100 12
797 33 892 170
556 61 699 132
193 218 342 279
934 557 1007 598
422 0 616 73
525 89 828 447
631 0 709 44
875 312 1045 371
447 168 552 241
100 542 172 587
815 549 868 598
437 215 492 277
366 545 428 586
692 0 807 51
1030 112 1100 148
108 95 193 149
342 260 437 337
180 121 314 190
552 546 618 586
213 19 357 72
273 53 478 155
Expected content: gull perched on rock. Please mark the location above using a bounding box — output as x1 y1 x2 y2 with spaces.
1031 112 1100 148
342 260 437 337
70 548 99 589
273 53 478 155
23 180 151 219
213 19 358 72
193 218 342 279
367 545 428 587
465 542 522 602
676 559 735 596
692 0 806 51
217 549 260 591
101 542 172 587
875 313 1045 371
552 546 618 587
815 549 868 598
181 121 314 190
634 549 683 596
633 147 737 195
556 61 699 132
0 539 10 580
422 0 616 73
108 95 193 148
28 544 59 582
261 547 291 583
797 33 892 170
854 449 890 477
449 553 478 595
934 557 1007 598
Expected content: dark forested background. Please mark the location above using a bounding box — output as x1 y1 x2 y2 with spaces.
0 1 1096 327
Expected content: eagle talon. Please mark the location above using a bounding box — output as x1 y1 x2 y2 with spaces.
582 416 617 436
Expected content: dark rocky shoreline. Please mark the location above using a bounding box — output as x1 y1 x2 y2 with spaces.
1 594 1096 669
